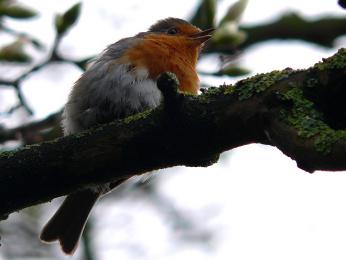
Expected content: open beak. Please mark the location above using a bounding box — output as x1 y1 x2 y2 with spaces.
189 28 215 45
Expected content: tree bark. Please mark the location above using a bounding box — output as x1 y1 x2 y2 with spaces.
0 48 346 220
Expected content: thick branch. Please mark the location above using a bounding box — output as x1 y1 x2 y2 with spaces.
0 49 346 220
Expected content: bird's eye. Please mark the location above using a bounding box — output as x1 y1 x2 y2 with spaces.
167 27 178 35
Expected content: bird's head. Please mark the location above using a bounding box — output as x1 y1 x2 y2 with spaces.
146 17 214 50
126 18 213 94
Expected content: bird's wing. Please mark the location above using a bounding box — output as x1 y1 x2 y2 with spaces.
62 36 161 135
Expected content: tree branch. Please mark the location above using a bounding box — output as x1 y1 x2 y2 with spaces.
0 28 88 117
208 13 346 54
242 13 346 48
0 48 346 220
0 111 62 144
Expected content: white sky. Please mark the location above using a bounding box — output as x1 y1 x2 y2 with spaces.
1 1 346 260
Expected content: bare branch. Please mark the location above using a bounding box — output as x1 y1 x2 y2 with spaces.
0 80 14 87
207 13 346 54
12 84 33 115
0 111 62 144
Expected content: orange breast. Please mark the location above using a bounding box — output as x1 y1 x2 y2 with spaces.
124 34 200 95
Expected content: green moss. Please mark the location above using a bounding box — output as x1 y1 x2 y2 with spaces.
0 144 39 159
74 132 87 138
199 69 291 102
223 85 236 95
315 130 346 154
236 70 291 101
44 135 64 145
22 143 40 149
180 91 196 97
305 78 319 89
164 72 180 86
199 86 224 103
94 125 105 132
283 87 346 154
314 48 346 71
0 150 16 159
284 88 322 136
123 109 153 124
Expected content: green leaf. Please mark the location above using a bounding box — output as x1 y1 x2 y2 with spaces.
0 39 31 62
54 14 64 34
212 22 247 45
219 0 248 26
0 4 37 19
190 0 216 30
55 2 81 35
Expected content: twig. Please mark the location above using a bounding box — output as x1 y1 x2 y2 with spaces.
0 80 14 87
0 110 62 144
0 103 22 116
12 84 33 115
1 24 44 51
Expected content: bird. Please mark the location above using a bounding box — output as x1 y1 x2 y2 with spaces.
39 17 214 255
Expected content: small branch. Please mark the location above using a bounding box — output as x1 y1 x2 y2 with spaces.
13 61 49 86
207 13 346 54
0 110 62 144
0 103 22 116
0 80 14 87
50 34 62 61
12 84 33 115
242 13 346 48
0 25 43 50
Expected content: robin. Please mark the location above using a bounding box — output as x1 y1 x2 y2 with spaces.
40 17 214 255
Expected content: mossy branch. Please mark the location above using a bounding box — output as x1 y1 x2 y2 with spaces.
1 49 346 220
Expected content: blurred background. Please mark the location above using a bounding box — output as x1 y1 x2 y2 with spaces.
0 0 346 259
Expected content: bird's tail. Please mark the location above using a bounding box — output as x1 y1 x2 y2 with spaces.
40 189 100 255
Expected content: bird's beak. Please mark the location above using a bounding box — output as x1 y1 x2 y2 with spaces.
189 28 215 45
